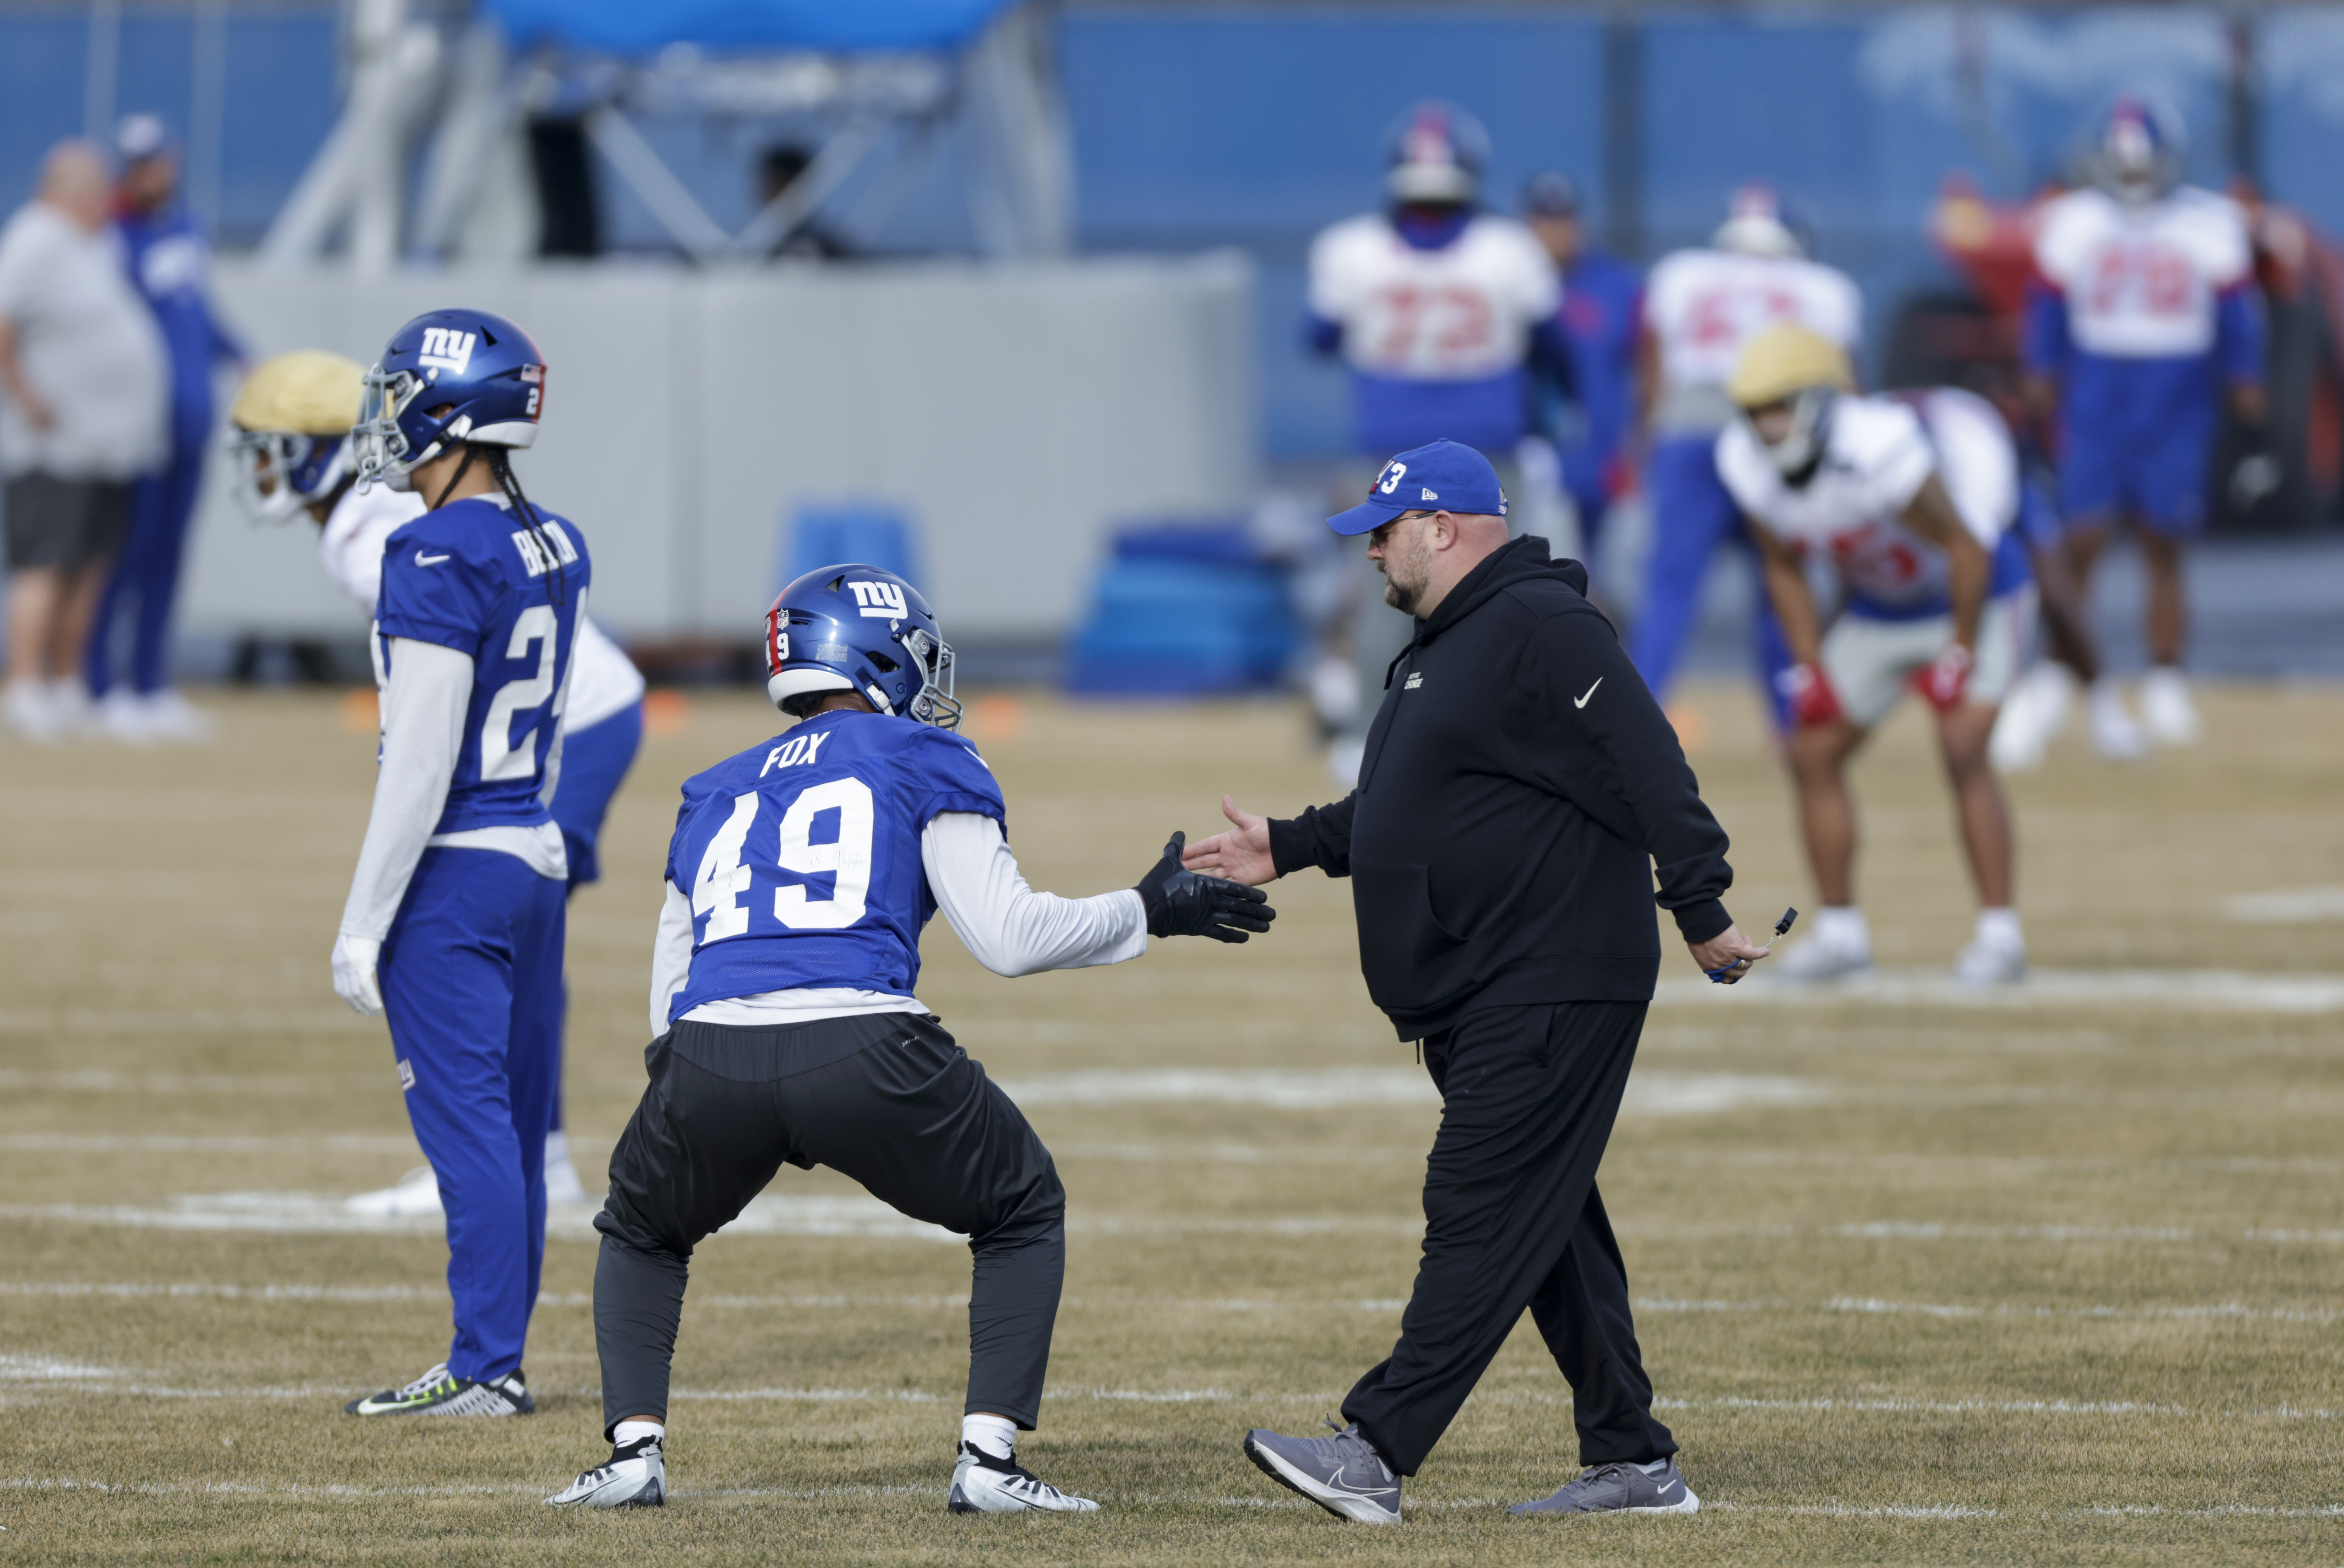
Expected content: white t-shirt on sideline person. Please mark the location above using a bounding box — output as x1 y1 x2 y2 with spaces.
0 202 168 479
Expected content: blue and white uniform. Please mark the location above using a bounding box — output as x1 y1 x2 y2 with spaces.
84 204 241 700
320 482 644 887
338 494 591 1385
1718 388 2033 728
1307 211 1564 457
1635 244 1863 708
2026 185 2262 535
650 711 1144 1032
1548 246 1643 548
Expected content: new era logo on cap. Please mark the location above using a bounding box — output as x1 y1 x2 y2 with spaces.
1327 439 1506 536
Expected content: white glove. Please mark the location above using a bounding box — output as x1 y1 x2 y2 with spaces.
333 932 384 1017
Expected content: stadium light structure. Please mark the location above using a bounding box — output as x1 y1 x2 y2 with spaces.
263 0 1070 268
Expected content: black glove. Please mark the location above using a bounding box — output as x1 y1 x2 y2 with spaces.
1134 831 1276 943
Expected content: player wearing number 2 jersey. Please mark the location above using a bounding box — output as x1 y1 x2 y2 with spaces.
2026 98 2265 747
1719 326 2030 986
330 309 590 1419
1634 184 1863 715
547 566 1274 1514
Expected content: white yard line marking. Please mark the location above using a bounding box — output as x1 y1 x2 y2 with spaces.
1658 967 2344 1013
1000 1068 1826 1116
2224 887 2344 923
0 1070 373 1097
0 1010 371 1037
0 1134 418 1155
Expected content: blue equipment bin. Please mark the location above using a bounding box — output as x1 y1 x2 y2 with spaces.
780 501 921 593
1065 520 1297 696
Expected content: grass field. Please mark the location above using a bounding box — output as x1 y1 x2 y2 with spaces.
2 679 2340 1565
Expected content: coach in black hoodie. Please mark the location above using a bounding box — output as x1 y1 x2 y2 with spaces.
1188 439 1769 1524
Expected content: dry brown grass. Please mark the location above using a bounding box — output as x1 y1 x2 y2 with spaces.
1 680 2340 1564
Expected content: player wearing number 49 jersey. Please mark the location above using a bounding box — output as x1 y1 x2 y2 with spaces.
548 565 1274 1514
330 309 588 1419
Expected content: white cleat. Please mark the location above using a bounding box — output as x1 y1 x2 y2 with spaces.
3 680 62 744
2138 667 2202 747
1989 663 2074 773
2088 681 2149 762
948 1443 1100 1514
1953 936 2027 987
98 688 157 745
138 689 218 744
1771 932 1873 984
548 1437 665 1507
346 1165 443 1218
544 1129 590 1206
44 678 92 739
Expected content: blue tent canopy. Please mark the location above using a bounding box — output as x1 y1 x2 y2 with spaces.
486 0 1018 56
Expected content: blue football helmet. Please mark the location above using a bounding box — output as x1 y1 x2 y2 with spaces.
763 565 961 730
353 308 546 490
1385 100 1489 206
2095 97 2182 206
1714 182 1815 260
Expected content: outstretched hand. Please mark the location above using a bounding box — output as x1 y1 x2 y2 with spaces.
1137 831 1277 943
1178 796 1279 887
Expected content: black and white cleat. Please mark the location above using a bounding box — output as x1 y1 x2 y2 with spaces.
344 1362 534 1417
947 1443 1100 1514
547 1437 666 1508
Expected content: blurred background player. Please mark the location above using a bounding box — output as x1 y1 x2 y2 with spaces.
227 348 644 1213
1723 326 2032 985
82 115 244 745
1522 171 1642 588
333 308 589 1418
2024 98 2265 750
1634 184 1862 719
550 567 1271 1511
1305 100 1567 784
0 139 167 742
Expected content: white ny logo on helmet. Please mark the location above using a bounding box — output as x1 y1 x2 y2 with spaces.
418 328 476 376
848 580 909 619
1377 461 1409 495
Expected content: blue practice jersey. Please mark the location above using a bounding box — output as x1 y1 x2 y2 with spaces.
372 496 592 836
115 209 241 444
664 710 1005 1020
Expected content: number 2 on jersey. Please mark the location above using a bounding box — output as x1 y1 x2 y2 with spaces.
692 778 875 941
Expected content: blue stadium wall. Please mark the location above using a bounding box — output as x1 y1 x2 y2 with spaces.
7 4 2344 460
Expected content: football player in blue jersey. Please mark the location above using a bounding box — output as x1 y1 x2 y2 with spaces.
545 567 1275 1513
331 308 590 1419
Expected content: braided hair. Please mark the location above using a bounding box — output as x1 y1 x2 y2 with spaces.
429 442 567 604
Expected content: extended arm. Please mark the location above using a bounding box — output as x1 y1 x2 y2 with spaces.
923 812 1148 977
1899 474 1989 655
331 638 471 1014
647 879 693 1036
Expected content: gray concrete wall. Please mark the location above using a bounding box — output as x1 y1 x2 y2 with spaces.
179 253 1257 644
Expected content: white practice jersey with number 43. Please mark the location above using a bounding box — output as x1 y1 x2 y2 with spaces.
2032 185 2252 359
1644 249 1863 403
1308 213 1559 380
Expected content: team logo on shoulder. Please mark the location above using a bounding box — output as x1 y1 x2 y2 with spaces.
418 327 476 376
848 580 909 619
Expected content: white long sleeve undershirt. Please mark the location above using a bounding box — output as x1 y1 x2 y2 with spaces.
649 810 1147 1035
338 636 566 944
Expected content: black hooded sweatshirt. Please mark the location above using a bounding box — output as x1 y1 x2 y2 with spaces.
1269 536 1736 1040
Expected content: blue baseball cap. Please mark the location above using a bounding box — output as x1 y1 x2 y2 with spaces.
1327 439 1509 536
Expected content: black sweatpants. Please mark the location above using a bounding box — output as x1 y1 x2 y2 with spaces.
1342 1000 1676 1476
591 1013 1065 1439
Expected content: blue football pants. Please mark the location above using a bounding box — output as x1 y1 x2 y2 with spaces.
539 699 644 1138
1630 434 1795 726
379 848 566 1384
85 439 204 696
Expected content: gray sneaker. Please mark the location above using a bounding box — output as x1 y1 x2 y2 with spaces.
1243 1420 1402 1524
1510 1456 1699 1516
